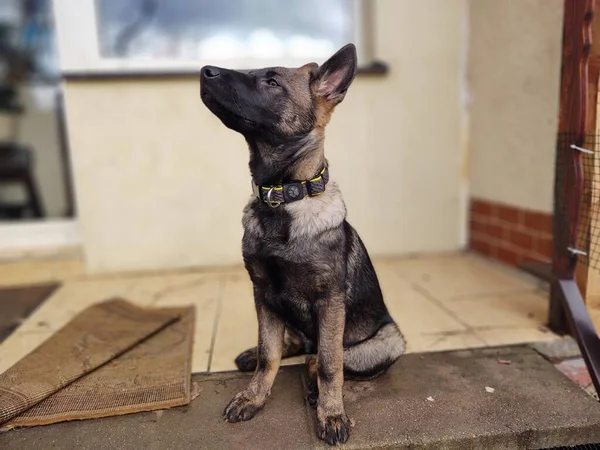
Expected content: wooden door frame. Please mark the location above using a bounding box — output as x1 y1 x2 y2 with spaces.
549 0 598 333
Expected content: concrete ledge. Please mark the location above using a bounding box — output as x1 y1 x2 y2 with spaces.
2 346 600 449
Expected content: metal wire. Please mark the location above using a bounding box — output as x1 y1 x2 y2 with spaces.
554 132 600 269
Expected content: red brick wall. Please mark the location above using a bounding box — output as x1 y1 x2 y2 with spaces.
469 198 553 267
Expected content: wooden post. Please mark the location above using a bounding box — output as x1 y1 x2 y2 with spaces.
575 13 600 327
549 0 596 333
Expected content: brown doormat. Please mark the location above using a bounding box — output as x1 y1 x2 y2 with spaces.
0 283 60 343
0 299 195 430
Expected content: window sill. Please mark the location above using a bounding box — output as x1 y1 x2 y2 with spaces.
61 61 389 81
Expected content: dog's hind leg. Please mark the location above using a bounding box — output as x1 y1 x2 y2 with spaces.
305 354 319 407
343 322 406 381
235 327 314 372
304 323 405 407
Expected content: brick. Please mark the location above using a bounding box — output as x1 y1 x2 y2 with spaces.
535 235 553 259
496 204 520 225
524 211 553 235
497 246 519 266
469 218 486 235
487 221 505 241
507 229 534 252
523 252 551 264
469 212 489 224
471 199 493 217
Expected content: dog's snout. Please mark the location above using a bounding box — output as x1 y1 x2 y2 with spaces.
202 66 220 79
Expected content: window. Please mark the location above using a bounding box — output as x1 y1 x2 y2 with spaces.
52 0 369 73
0 0 59 82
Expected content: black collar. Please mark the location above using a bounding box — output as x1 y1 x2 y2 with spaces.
252 167 330 208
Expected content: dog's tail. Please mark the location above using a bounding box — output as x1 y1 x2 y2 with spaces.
343 322 406 381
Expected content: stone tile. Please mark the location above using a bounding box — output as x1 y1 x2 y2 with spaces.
377 264 467 336
0 367 317 450
1 274 221 374
475 326 558 347
555 358 593 390
0 257 83 288
210 273 257 372
3 347 600 449
405 330 486 354
15 282 142 334
3 252 561 376
388 252 538 300
443 291 548 329
17 273 219 332
591 308 600 332
151 275 222 373
305 347 600 449
530 337 581 360
0 246 81 264
0 330 53 374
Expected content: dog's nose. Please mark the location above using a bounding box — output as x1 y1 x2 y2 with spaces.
202 66 220 79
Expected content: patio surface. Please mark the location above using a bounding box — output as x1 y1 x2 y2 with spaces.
3 346 600 450
0 250 559 375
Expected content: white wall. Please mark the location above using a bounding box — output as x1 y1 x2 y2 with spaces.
62 0 468 273
467 0 564 213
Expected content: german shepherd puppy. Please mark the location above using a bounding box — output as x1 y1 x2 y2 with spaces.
200 43 405 445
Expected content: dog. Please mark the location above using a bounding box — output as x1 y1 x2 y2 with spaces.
200 43 406 446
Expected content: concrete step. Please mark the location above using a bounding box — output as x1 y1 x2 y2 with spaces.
2 346 600 449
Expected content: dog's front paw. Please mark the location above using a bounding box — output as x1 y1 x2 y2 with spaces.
223 391 264 422
317 414 350 445
234 348 257 372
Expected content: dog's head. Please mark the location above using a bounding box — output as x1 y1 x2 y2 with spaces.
200 44 357 141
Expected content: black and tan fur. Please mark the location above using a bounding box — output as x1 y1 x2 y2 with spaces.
200 44 405 446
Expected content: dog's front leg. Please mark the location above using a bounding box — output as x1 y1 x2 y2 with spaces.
224 298 284 422
316 295 350 445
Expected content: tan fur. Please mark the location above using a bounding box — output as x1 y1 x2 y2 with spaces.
268 64 338 134
316 299 348 440
289 130 324 179
286 182 346 240
241 196 263 237
277 67 316 135
314 96 336 129
224 303 284 422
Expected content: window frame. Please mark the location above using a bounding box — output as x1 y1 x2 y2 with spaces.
52 0 373 74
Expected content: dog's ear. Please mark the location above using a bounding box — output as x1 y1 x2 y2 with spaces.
311 43 357 104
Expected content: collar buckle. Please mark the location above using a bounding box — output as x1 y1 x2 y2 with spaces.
265 187 281 208
252 166 328 207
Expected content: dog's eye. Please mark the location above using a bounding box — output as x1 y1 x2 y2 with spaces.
266 79 279 87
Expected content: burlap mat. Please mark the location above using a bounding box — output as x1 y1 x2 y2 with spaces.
0 299 195 430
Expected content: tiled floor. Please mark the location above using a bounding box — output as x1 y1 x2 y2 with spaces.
0 251 559 375
0 246 84 285
554 357 599 400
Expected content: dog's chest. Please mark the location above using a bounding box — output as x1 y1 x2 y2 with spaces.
242 203 319 262
247 253 323 338
241 197 346 337
242 183 346 246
